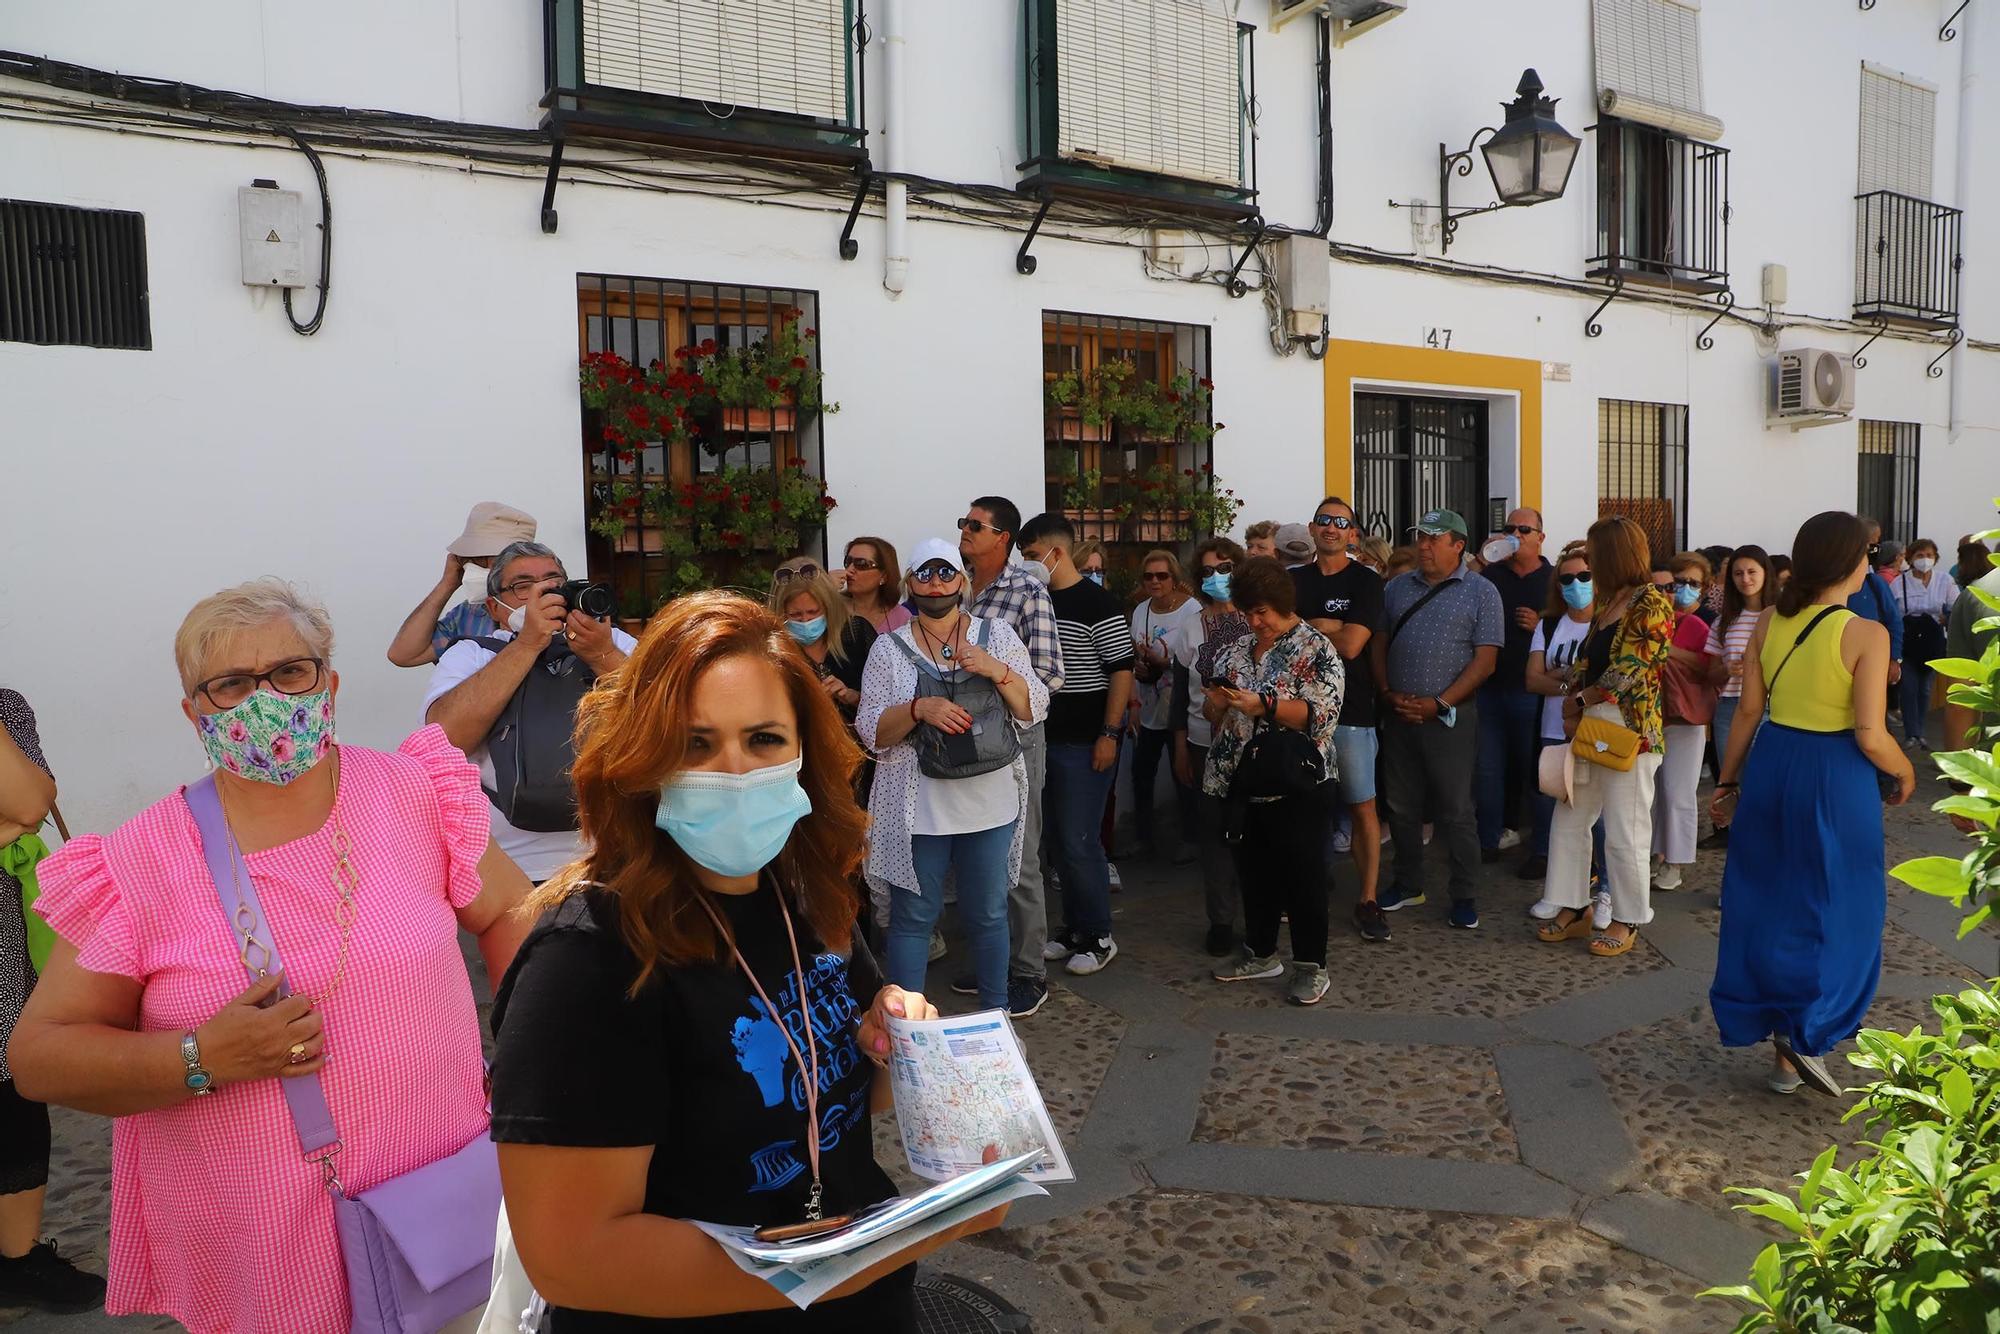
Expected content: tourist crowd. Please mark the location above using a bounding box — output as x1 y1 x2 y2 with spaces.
0 491 1992 1332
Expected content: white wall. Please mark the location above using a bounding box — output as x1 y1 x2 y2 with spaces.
2 0 1994 829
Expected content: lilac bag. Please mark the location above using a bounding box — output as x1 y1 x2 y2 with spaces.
186 775 500 1334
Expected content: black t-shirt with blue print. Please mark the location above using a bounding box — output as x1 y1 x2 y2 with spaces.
489 882 911 1331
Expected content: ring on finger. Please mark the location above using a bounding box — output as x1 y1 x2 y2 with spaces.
289 1042 309 1065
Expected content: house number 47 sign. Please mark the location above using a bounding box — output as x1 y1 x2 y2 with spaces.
1420 328 1453 350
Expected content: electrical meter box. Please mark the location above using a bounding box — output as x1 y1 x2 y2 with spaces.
1277 233 1330 339
238 184 305 288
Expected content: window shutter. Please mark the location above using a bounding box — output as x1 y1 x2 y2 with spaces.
1055 0 1242 187
1591 0 1724 141
581 0 849 123
1858 64 1936 199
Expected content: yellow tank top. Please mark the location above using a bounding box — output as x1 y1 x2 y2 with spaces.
1759 607 1857 731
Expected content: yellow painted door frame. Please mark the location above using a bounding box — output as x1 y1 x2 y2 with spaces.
1322 339 1543 513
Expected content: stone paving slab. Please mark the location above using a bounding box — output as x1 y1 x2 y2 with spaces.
1493 1043 1637 1197
1195 1034 1518 1163
1149 1144 1574 1220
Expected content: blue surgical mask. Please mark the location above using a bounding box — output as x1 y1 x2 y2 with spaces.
1202 572 1232 602
1561 578 1594 610
1084 571 1104 586
1671 583 1702 610
655 756 812 878
786 616 828 645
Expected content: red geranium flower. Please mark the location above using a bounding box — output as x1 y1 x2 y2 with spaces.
765 376 783 392
789 357 809 370
699 339 717 356
769 498 783 513
804 328 817 338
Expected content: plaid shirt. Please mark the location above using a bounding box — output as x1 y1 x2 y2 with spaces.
969 564 1065 691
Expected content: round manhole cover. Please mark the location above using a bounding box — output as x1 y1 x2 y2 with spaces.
914 1271 1032 1334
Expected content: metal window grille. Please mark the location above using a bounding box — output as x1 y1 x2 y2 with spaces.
1351 394 1490 543
577 274 824 616
1043 310 1213 560
1598 398 1688 560
1591 119 1729 291
1854 191 1961 327
0 199 150 350
1857 420 1920 544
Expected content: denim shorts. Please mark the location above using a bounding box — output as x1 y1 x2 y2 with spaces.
1332 724 1378 805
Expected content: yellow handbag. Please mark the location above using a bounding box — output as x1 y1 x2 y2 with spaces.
1572 712 1641 772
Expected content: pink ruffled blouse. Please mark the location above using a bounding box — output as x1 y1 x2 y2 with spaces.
34 726 492 1334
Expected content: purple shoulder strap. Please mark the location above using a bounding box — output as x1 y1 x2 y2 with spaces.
184 774 340 1156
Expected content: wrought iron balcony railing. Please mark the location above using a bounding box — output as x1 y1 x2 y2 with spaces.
1589 118 1729 293
1854 190 1962 329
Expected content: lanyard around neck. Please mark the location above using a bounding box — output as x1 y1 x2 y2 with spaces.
695 887 826 1221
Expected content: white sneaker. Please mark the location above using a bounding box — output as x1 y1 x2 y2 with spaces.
1590 889 1614 930
1041 931 1078 962
1065 936 1118 975
1654 863 1685 891
1528 898 1563 920
1497 828 1523 851
1331 828 1353 854
927 930 947 963
1106 862 1122 891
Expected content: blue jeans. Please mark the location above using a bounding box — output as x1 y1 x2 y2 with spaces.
1532 737 1607 875
888 823 1014 1009
1901 662 1935 743
1476 685 1542 849
1046 740 1119 941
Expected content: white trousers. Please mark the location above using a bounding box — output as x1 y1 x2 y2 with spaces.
1547 707 1661 926
1651 722 1706 865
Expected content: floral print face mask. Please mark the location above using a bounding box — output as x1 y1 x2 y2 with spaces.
197 687 334 785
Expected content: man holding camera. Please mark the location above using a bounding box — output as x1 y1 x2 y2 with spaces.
423 540 634 882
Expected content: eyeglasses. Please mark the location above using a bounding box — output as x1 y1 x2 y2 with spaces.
1141 571 1172 582
773 563 821 585
1501 525 1542 537
1557 571 1591 586
956 517 999 536
1311 514 1356 529
843 556 880 572
911 562 961 584
1200 560 1235 576
499 574 563 599
1672 577 1703 590
194 657 325 710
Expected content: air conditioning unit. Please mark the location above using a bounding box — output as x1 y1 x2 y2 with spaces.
1771 348 1855 426
1273 0 1408 38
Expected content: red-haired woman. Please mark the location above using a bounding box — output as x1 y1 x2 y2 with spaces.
488 591 1008 1329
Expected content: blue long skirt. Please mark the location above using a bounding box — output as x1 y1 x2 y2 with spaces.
1709 722 1884 1057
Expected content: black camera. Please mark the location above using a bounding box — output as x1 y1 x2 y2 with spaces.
557 579 616 620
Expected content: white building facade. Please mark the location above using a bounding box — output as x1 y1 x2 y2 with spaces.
1 0 1994 827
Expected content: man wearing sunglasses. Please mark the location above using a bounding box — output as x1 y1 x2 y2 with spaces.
954 495 1066 1017
1475 508 1553 868
1290 497 1389 941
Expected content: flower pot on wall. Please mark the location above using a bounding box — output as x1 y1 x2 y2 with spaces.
719 405 797 434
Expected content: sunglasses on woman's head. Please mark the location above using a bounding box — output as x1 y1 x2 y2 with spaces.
773 563 820 584
912 562 961 584
843 556 880 572
1557 571 1591 586
1311 513 1356 529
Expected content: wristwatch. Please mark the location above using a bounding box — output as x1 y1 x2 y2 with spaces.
1433 696 1458 728
180 1030 215 1096
1098 725 1123 740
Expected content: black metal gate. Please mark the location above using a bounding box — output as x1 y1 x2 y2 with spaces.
1352 393 1489 542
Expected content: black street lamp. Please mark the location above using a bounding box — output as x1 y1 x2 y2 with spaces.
1392 69 1582 251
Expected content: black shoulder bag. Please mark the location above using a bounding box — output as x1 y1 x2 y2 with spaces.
1223 692 1326 844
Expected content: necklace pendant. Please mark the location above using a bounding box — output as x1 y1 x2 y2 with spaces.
805 1181 824 1223
941 645 954 659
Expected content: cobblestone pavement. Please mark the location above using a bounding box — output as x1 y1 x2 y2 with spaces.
13 792 1995 1333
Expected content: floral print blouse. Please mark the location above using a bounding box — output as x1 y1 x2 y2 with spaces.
1201 620 1345 798
1570 584 1674 752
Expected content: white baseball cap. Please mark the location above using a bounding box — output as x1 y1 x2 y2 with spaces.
905 538 963 577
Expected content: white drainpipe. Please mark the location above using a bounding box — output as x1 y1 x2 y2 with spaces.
882 0 909 294
1947 9 1983 440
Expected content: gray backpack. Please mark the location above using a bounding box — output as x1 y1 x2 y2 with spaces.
471 636 598 832
889 619 1022 780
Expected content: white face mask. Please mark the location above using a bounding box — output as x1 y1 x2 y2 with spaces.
1017 558 1051 586
1912 556 1934 574
462 563 491 601
492 597 527 635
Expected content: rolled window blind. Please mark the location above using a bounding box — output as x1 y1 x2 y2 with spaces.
1591 0 1724 142
581 0 848 122
1858 64 1935 199
1055 0 1242 187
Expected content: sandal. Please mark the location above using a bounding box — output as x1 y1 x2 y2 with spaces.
1589 925 1638 957
1536 907 1592 943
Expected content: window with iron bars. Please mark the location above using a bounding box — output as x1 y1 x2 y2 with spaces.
1598 398 1688 561
1043 311 1215 575
1590 119 1729 293
577 274 828 619
1857 420 1920 546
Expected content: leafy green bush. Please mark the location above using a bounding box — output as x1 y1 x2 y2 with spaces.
1706 505 2000 1332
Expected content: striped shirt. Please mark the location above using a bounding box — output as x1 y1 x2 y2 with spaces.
1046 579 1136 745
1704 610 1762 698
